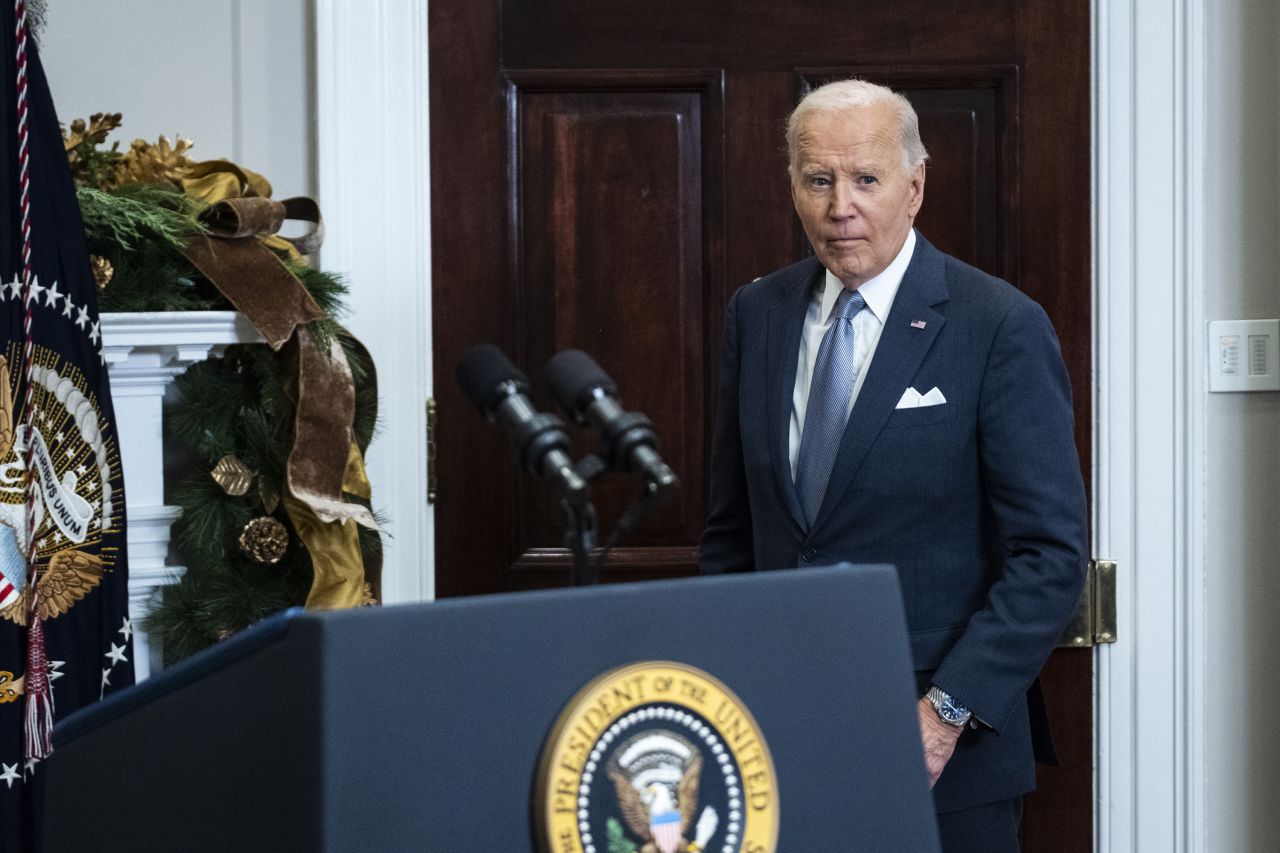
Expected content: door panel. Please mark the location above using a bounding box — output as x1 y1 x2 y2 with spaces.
430 2 1091 848
506 74 720 585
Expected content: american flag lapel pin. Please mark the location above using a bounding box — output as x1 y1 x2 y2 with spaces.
910 319 928 329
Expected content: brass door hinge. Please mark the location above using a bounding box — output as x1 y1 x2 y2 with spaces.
426 398 438 504
1056 559 1117 648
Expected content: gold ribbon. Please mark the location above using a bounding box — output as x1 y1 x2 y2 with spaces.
181 159 273 204
282 442 380 611
176 161 378 610
283 490 364 610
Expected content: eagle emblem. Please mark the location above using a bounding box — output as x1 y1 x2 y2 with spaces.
608 731 719 853
0 546 103 625
0 351 114 622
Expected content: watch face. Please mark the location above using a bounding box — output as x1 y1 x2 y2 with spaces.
928 688 970 725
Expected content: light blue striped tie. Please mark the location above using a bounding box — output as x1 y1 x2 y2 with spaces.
795 288 866 527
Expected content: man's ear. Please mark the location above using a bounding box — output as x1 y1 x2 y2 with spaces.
908 163 926 217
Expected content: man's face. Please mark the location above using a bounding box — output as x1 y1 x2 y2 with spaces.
790 104 926 289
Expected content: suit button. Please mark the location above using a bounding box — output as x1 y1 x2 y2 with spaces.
800 548 817 563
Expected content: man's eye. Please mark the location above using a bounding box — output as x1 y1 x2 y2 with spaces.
809 176 830 187
858 175 878 185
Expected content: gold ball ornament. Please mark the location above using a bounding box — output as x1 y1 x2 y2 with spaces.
238 516 289 564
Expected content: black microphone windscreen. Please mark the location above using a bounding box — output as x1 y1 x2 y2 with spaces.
456 344 529 414
545 349 618 414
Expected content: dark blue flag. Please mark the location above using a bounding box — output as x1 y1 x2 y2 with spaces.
0 3 134 848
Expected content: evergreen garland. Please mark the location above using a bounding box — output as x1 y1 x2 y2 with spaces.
77 183 205 253
147 332 382 663
79 184 217 312
63 115 384 663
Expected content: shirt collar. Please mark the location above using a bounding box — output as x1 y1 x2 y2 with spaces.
818 228 917 323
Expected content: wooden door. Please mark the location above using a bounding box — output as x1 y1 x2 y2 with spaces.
429 2 1091 849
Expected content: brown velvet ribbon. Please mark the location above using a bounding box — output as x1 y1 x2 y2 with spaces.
283 325 378 531
178 186 379 610
183 234 323 349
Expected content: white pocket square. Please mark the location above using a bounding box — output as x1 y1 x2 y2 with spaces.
895 386 947 409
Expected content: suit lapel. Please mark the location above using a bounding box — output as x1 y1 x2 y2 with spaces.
766 259 821 531
811 237 949 531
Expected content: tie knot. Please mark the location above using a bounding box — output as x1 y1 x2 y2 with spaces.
834 289 866 322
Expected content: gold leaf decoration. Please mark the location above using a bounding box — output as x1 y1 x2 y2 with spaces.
62 112 125 187
239 516 288 564
61 112 122 156
211 454 253 497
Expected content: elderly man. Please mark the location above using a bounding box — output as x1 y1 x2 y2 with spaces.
699 79 1088 850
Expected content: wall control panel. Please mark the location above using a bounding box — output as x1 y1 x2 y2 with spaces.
1208 319 1280 392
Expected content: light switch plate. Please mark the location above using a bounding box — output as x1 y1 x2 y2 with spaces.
1208 319 1280 392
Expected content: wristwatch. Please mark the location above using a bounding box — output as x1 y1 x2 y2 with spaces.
925 686 972 728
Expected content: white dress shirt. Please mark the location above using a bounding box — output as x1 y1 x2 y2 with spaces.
788 229 917 479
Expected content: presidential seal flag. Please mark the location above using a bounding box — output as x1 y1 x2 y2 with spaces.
0 2 134 849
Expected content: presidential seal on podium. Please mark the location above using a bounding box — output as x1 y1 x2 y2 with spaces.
534 661 780 853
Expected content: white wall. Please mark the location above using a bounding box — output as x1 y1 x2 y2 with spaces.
1203 0 1280 849
38 0 314 200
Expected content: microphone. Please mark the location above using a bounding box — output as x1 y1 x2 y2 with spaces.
544 349 678 494
455 344 588 503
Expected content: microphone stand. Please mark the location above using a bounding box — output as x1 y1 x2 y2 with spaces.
604 476 670 551
563 499 599 586
561 454 678 587
561 456 604 586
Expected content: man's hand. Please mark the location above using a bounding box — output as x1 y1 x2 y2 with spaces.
917 696 963 788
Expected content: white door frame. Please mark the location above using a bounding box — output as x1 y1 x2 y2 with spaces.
1094 0 1207 850
315 0 1212 847
315 0 434 604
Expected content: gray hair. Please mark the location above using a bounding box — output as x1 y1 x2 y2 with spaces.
786 79 929 178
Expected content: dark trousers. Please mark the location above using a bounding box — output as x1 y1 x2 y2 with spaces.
935 796 1023 853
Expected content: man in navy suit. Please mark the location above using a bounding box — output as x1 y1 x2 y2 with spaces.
700 79 1088 851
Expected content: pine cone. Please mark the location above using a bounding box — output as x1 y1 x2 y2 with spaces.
238 516 289 565
113 135 196 187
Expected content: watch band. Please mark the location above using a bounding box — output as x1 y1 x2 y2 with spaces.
925 685 972 728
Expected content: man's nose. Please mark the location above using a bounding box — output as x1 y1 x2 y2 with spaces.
828 179 857 219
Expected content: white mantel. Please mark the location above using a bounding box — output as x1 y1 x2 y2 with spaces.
100 311 263 679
